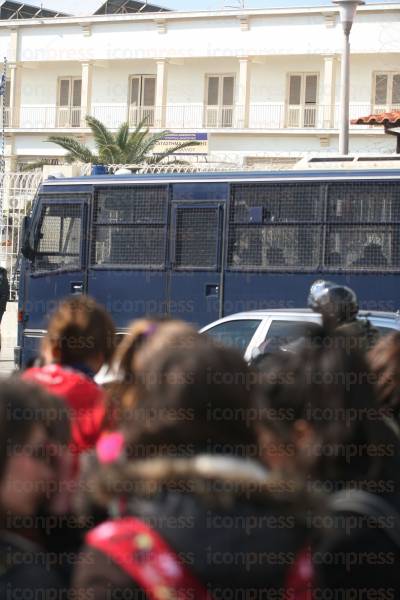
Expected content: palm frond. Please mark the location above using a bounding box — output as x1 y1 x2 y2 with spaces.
86 116 115 150
151 141 200 164
126 129 172 163
20 159 54 172
47 135 98 164
98 143 124 164
115 122 130 151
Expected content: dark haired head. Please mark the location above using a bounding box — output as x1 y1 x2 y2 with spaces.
256 334 398 489
123 329 257 460
368 331 400 426
43 295 116 368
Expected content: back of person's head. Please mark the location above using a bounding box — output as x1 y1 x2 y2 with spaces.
42 295 116 369
0 379 70 520
0 379 70 478
124 325 257 459
256 336 395 488
106 319 193 427
368 332 400 425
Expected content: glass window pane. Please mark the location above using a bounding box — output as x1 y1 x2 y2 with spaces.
4 79 10 108
34 203 82 272
305 75 317 104
222 76 234 105
207 77 219 106
59 79 70 106
130 78 140 106
203 319 261 353
142 77 156 106
374 74 388 105
72 79 82 107
263 320 320 353
392 74 400 105
289 75 301 105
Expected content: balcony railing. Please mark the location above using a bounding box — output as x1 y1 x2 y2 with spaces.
57 107 81 128
11 103 387 130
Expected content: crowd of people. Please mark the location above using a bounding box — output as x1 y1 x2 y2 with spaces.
1 284 400 599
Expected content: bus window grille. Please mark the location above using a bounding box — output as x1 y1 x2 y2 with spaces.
174 207 219 270
326 181 400 271
228 183 322 270
92 186 167 268
228 180 400 272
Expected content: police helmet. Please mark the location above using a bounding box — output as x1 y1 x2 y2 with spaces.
308 280 358 323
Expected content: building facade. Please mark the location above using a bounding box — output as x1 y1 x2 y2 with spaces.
1 2 400 168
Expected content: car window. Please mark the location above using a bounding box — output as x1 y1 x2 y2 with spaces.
372 325 395 337
203 319 262 353
262 320 321 353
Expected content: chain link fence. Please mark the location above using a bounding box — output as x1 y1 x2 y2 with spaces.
0 171 43 299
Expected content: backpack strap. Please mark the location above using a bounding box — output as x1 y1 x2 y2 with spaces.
330 489 400 549
86 517 213 600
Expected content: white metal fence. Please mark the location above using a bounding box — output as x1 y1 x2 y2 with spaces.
0 171 43 299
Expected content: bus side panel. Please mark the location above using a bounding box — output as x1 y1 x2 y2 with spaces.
223 272 400 316
223 272 321 315
88 270 167 328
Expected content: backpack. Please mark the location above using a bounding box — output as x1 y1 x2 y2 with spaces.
87 517 313 600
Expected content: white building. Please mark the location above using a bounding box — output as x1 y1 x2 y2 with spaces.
1 0 400 169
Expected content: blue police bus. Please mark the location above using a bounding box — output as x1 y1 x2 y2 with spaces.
17 168 400 366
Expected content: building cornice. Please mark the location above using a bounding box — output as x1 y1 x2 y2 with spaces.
0 3 399 29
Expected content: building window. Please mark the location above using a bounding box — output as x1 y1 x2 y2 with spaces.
204 74 235 128
286 73 318 128
373 72 400 113
128 75 156 127
57 77 82 127
2 78 10 127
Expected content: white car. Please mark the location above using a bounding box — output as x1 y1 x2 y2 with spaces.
200 309 400 362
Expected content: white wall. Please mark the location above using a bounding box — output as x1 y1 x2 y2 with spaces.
12 9 400 64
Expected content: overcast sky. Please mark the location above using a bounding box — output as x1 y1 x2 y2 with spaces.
39 0 396 16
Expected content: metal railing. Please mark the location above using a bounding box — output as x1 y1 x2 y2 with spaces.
12 103 387 130
56 107 81 128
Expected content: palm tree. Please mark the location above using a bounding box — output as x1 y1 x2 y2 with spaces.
46 116 199 166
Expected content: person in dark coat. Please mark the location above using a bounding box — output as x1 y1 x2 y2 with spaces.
0 379 71 598
256 336 400 597
0 267 9 350
73 322 318 599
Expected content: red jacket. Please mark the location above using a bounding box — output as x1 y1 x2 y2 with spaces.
22 364 106 455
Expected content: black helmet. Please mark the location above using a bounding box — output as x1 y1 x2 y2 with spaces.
308 280 358 324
